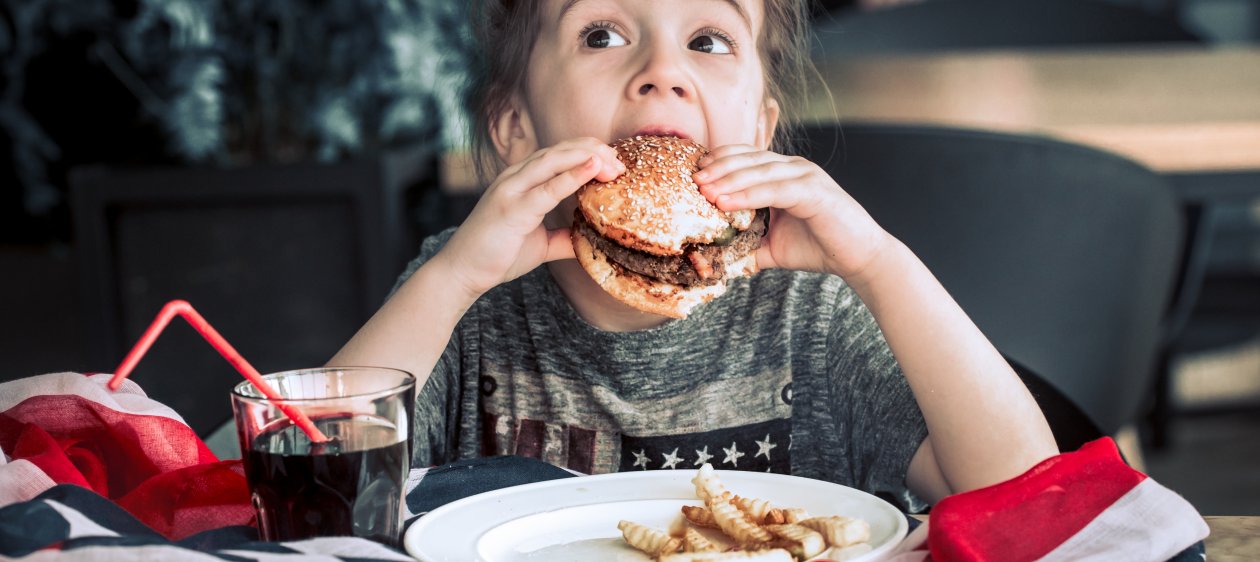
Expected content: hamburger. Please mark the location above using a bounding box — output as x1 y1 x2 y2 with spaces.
571 135 768 318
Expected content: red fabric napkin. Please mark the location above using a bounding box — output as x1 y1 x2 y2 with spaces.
888 437 1208 561
0 372 253 540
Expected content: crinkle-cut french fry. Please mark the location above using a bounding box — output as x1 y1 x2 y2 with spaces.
681 505 721 528
709 497 773 546
658 548 795 562
782 508 810 524
731 495 775 523
682 527 722 553
618 520 682 556
764 524 827 560
798 516 871 547
762 508 786 525
817 543 873 561
692 463 729 502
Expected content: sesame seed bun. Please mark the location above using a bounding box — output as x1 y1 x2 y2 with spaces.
576 136 756 257
571 135 764 318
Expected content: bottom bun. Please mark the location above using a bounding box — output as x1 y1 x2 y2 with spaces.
572 229 758 319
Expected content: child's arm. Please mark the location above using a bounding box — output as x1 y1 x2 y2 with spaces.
693 145 1058 501
328 138 624 385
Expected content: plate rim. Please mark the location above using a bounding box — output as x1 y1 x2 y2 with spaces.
404 468 909 561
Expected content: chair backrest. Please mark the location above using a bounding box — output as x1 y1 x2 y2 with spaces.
1008 355 1103 453
797 123 1183 435
70 154 421 435
813 0 1203 57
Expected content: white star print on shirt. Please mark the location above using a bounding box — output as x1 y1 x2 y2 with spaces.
632 449 651 470
661 447 684 469
722 442 745 467
694 446 714 466
755 434 777 461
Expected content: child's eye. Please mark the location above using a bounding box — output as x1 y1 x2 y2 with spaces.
580 22 628 49
688 28 736 55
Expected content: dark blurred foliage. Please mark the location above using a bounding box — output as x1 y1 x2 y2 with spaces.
1 0 473 243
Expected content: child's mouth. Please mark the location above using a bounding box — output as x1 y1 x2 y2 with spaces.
631 127 691 141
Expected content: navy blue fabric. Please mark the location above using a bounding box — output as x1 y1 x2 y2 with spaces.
0 493 73 557
0 485 409 560
1172 541 1208 561
406 454 575 516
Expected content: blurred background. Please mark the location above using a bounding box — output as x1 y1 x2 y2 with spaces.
2 0 1258 515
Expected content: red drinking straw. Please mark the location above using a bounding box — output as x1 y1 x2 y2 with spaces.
107 299 330 443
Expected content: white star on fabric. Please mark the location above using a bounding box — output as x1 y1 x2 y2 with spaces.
755 434 777 461
694 446 714 466
632 449 651 470
662 447 684 469
722 442 745 467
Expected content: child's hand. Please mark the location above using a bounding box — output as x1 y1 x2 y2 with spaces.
693 145 894 281
432 138 624 299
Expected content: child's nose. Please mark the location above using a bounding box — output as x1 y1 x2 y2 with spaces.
629 45 692 100
638 84 686 97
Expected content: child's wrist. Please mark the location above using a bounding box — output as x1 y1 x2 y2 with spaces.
423 250 488 308
839 231 908 292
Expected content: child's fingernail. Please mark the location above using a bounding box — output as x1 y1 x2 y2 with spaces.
694 170 709 182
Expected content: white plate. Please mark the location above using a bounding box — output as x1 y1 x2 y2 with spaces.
404 469 908 561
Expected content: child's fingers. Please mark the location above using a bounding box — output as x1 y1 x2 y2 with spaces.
498 147 610 197
514 137 619 170
698 159 816 202
756 236 781 271
516 156 603 218
713 173 820 216
541 227 577 263
695 148 793 183
697 144 761 167
495 137 620 194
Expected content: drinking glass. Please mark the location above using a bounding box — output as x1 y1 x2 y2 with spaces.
231 366 414 546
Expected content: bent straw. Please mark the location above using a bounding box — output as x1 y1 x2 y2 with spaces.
107 299 329 443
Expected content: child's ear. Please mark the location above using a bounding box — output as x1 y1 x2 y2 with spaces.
491 97 539 166
757 97 781 150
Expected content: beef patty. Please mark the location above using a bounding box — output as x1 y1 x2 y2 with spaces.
575 208 767 286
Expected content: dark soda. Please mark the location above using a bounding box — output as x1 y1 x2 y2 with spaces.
243 416 409 546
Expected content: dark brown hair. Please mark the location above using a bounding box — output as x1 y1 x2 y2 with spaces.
466 0 815 185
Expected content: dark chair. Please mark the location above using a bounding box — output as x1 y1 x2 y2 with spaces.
1147 204 1260 449
1009 356 1104 453
796 122 1184 438
70 154 423 436
812 0 1203 57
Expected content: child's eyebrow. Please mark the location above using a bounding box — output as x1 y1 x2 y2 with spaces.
556 0 752 35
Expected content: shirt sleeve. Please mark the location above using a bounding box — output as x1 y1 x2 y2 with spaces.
825 283 931 512
390 228 465 467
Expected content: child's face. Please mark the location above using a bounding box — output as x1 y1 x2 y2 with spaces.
516 0 778 153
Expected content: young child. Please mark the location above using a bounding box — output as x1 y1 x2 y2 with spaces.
330 0 1057 510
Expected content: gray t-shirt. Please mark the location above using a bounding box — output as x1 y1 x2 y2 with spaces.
397 228 929 509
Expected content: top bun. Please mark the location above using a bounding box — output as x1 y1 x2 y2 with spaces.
576 136 756 257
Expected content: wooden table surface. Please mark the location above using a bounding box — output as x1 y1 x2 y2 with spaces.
1205 516 1260 561
807 46 1260 174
